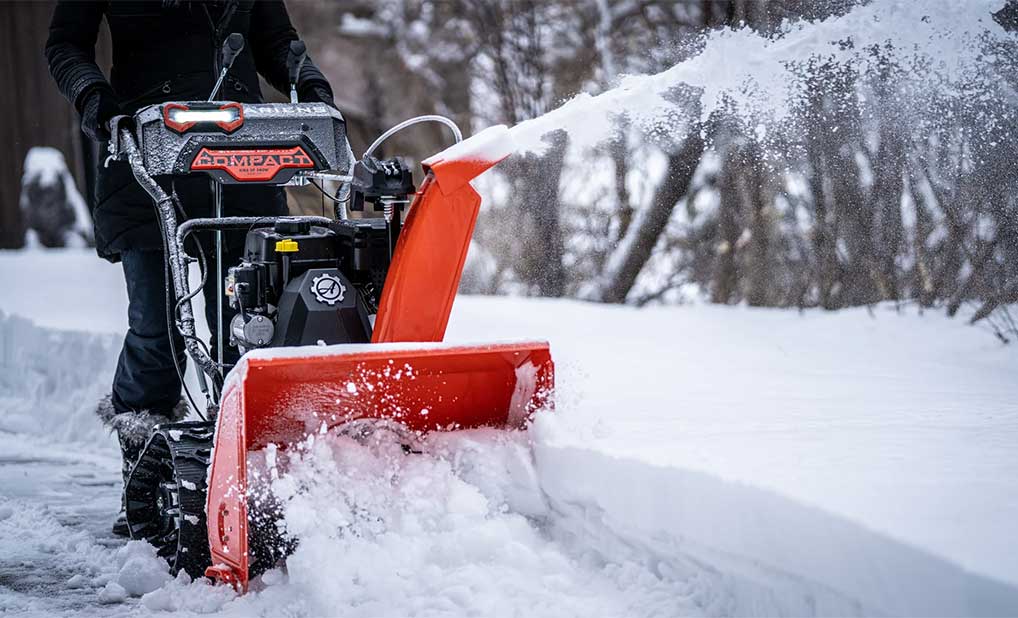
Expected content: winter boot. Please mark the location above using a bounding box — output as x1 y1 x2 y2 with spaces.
96 394 189 537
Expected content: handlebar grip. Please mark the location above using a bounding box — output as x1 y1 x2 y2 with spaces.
107 114 130 133
287 40 307 85
222 33 245 70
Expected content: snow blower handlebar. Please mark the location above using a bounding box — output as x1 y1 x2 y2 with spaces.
118 126 339 407
108 96 354 412
118 127 219 398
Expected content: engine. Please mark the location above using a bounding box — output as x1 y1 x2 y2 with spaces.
226 155 414 354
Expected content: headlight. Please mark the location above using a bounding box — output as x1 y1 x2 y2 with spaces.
163 102 244 133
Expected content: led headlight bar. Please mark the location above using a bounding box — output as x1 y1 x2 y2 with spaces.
163 102 244 134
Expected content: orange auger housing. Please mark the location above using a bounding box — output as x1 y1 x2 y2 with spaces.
203 127 554 589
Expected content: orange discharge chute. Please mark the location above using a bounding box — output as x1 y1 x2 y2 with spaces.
204 127 554 589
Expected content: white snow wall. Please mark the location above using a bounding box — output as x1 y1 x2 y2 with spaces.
530 431 1018 617
0 311 118 445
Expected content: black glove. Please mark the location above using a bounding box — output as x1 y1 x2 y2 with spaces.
301 83 338 111
80 87 123 142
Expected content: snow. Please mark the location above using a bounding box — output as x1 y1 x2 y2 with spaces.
22 147 68 189
338 13 388 38
97 582 127 605
65 575 88 590
424 124 516 167
448 298 1018 589
113 542 172 597
0 249 126 333
0 248 1016 616
0 308 118 444
505 0 1010 156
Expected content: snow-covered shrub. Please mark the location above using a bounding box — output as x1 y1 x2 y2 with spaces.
19 147 93 249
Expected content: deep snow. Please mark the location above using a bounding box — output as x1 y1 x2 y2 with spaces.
0 248 1016 617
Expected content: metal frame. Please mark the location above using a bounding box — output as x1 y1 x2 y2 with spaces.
118 127 334 409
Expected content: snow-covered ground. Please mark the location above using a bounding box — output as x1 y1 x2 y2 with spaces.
1 248 1016 617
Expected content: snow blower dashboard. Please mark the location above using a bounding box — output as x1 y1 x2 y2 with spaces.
133 101 351 184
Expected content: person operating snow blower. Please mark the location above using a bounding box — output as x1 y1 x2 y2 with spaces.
45 0 337 537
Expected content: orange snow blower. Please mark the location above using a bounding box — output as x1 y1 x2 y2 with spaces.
117 38 552 591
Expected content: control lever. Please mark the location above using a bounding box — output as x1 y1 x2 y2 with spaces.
286 40 307 103
350 156 415 258
209 33 245 101
103 114 133 167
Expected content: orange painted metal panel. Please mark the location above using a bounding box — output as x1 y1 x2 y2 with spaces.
372 154 509 343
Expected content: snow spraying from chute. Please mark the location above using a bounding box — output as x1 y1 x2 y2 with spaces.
487 0 1011 156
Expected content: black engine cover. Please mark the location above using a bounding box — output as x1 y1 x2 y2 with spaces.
272 268 371 346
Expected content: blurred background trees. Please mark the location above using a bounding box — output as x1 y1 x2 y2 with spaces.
4 0 1016 339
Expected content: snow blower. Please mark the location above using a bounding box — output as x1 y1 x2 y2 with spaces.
112 37 553 590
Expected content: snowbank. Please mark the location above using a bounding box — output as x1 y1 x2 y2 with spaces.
0 311 118 445
447 296 1018 588
533 430 1018 616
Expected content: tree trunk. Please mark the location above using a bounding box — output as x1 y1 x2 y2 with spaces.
610 129 634 242
946 237 999 317
712 143 743 304
869 113 906 301
528 132 568 297
597 130 706 303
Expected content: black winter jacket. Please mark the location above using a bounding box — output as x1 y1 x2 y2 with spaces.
45 0 331 261
46 0 332 115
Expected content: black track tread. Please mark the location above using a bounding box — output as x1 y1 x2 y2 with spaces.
125 421 215 579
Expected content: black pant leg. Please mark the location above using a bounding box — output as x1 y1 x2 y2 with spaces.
111 249 187 413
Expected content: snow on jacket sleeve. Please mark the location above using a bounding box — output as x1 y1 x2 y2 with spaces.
45 1 111 113
250 0 334 100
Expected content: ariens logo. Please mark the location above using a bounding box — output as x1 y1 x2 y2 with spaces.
191 146 315 182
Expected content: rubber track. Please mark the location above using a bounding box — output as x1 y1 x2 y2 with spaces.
125 421 214 579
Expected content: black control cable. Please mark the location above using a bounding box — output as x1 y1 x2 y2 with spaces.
308 178 350 207
157 189 207 422
170 188 236 375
